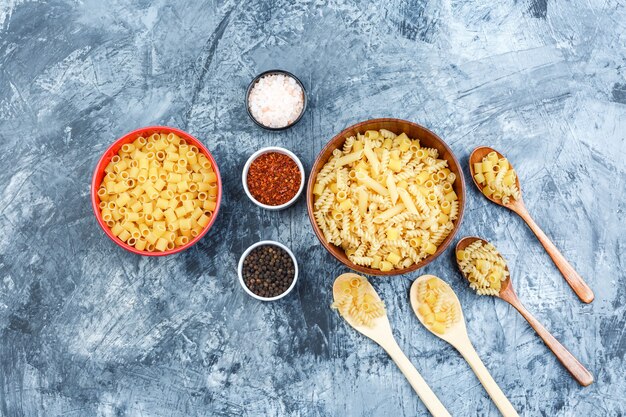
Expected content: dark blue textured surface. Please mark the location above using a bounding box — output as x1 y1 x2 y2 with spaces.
0 1 625 415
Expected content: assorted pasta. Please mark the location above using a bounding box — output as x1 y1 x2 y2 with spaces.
332 274 385 327
415 276 460 334
456 241 509 295
312 129 459 272
473 152 520 205
96 132 218 252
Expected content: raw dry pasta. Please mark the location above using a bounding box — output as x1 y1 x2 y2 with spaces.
456 241 509 296
473 152 520 205
415 276 460 334
97 132 218 252
312 129 459 272
331 275 385 327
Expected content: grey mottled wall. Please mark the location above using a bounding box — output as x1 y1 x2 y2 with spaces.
0 0 625 416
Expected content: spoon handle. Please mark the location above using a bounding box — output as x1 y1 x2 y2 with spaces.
383 339 452 417
506 296 594 386
515 205 594 303
456 337 519 417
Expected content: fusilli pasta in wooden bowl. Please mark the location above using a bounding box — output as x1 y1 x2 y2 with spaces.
306 119 465 276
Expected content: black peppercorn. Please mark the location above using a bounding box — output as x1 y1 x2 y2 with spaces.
242 245 296 298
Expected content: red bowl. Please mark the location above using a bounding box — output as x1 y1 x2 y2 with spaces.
91 126 222 256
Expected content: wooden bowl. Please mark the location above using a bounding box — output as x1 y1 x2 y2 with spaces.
306 118 465 276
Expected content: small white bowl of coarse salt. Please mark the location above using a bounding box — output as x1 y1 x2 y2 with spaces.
246 70 307 130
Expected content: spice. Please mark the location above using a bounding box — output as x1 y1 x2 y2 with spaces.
248 73 304 128
247 152 301 206
242 245 295 298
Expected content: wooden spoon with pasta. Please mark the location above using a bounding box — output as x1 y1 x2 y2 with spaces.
455 237 594 386
410 275 519 416
469 146 594 304
332 273 451 417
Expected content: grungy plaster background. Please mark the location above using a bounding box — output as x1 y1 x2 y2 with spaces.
0 0 625 416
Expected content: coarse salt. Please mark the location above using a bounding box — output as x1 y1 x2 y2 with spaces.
248 74 304 128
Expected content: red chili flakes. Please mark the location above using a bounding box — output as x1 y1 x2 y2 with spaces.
247 152 301 206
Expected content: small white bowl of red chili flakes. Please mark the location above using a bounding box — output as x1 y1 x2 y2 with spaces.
242 146 305 210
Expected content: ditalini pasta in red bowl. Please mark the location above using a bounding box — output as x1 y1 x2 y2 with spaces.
306 119 465 276
91 126 222 256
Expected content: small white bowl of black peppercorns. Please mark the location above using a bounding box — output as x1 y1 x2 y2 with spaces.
237 240 298 301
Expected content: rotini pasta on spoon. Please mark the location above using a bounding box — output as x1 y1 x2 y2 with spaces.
455 236 594 386
332 273 451 417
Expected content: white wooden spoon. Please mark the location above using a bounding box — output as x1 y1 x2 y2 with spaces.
410 275 519 417
333 273 451 417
